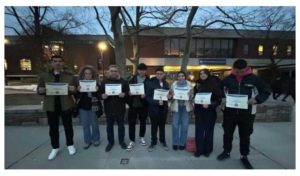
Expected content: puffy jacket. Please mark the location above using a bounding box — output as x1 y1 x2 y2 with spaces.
221 73 270 114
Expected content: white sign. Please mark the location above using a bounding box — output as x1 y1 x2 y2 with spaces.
105 84 122 96
194 92 212 104
129 83 145 95
79 80 97 92
173 87 189 100
46 83 68 95
226 94 248 109
153 89 169 101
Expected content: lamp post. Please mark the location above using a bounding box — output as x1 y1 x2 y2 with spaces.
97 41 107 77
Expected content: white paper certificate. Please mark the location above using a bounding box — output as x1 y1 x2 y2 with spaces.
105 84 122 96
153 89 169 101
129 83 145 95
46 83 68 95
226 94 248 109
79 80 97 92
173 87 189 100
194 92 212 104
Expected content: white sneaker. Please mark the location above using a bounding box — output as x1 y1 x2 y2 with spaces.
126 141 135 151
140 137 147 146
48 148 59 160
67 145 76 155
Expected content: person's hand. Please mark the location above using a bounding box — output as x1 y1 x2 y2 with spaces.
128 92 133 96
102 94 108 99
119 92 125 98
96 86 99 91
248 98 257 105
141 94 146 99
38 87 46 94
69 86 76 92
159 100 163 105
202 104 209 109
77 86 81 91
167 91 173 99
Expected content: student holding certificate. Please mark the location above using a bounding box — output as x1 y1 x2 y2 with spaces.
37 55 77 160
193 69 222 158
75 65 103 150
100 65 129 152
126 63 150 151
145 67 171 152
217 59 270 169
169 71 193 151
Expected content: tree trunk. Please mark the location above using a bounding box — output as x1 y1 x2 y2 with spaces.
181 7 198 72
109 7 128 79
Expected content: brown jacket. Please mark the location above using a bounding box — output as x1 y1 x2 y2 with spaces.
37 70 77 112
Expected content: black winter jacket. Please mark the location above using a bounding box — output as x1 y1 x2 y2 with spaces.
221 73 270 114
100 78 129 116
127 74 150 108
145 77 169 116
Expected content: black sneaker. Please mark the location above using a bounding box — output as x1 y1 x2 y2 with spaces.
240 156 253 169
83 143 92 150
204 152 211 157
194 152 201 158
105 143 114 152
179 145 185 150
148 144 156 152
217 151 230 161
120 142 127 149
161 142 169 151
173 145 178 150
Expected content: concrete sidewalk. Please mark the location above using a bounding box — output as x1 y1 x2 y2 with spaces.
5 122 295 169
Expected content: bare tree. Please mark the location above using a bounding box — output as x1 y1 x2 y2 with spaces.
5 6 86 72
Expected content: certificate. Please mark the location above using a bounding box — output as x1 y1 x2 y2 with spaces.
105 84 122 96
173 87 189 100
46 83 68 95
79 80 97 92
153 89 169 101
194 92 212 104
129 83 145 95
226 94 248 109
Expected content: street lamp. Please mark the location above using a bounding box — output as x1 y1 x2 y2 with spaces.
97 41 107 77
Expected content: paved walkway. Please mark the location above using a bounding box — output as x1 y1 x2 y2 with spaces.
5 122 295 169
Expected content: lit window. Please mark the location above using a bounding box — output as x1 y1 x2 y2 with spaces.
243 44 249 55
273 45 278 56
164 39 171 55
258 45 264 56
287 45 292 56
20 59 32 71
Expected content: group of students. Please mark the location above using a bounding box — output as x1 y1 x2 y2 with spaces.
37 55 270 169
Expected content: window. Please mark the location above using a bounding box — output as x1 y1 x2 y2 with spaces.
258 44 264 56
196 39 204 57
170 38 179 55
20 59 32 71
179 38 186 56
220 40 229 56
243 44 249 56
228 40 233 56
190 39 196 56
287 45 292 56
204 39 212 56
273 45 278 56
164 38 171 55
212 39 220 56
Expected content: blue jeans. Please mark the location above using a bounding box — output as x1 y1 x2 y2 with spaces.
79 109 100 144
172 106 190 146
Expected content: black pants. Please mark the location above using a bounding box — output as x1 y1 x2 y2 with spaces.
106 114 125 144
195 109 217 154
128 106 148 142
46 109 74 149
222 110 255 156
149 107 167 145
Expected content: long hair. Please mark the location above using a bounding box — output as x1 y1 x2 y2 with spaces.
78 65 98 80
